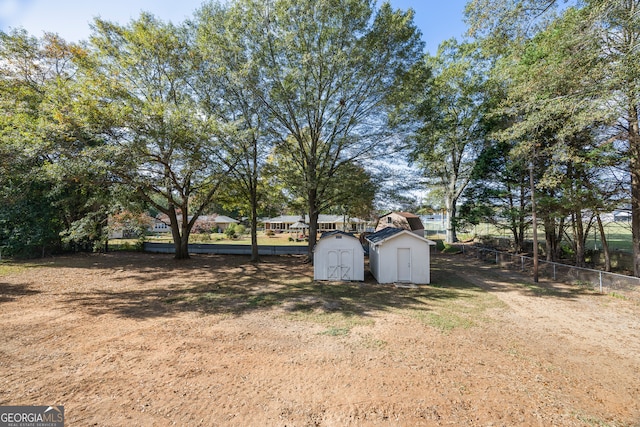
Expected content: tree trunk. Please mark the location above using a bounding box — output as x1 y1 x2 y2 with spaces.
249 141 260 263
544 221 554 262
507 183 521 253
515 185 524 253
629 104 640 276
543 215 564 262
529 162 538 283
302 185 320 262
571 211 586 268
307 207 319 263
596 214 611 272
168 206 190 260
250 192 259 263
444 196 458 244
174 234 190 260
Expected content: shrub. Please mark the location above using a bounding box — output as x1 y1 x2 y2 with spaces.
225 224 237 239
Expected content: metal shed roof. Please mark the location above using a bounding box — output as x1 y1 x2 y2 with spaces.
366 227 435 245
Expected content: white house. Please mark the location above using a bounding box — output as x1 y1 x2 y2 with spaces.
366 228 436 284
151 213 239 233
313 231 365 281
264 214 368 233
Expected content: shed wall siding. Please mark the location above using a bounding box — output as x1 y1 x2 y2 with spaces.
313 236 364 281
370 234 431 284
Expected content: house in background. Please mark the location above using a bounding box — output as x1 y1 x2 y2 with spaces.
313 231 365 281
207 214 240 232
264 214 367 233
150 213 239 234
366 227 435 284
375 212 425 237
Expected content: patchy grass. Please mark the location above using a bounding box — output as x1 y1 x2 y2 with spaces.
399 268 506 332
319 327 351 336
279 268 506 334
522 282 566 297
0 262 33 277
143 232 309 246
2 252 503 336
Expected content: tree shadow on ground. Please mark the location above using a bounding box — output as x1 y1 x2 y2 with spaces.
59 253 477 321
0 282 41 303
441 253 600 299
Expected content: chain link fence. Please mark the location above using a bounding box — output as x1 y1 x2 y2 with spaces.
459 245 640 301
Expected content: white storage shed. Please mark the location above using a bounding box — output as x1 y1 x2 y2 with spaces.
313 231 365 281
366 228 436 284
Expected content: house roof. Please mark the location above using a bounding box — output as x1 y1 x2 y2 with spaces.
211 215 239 224
157 213 239 224
379 211 419 219
264 214 362 224
378 211 424 231
366 227 435 245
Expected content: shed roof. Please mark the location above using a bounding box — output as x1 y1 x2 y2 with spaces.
314 230 364 253
366 227 435 245
319 230 357 239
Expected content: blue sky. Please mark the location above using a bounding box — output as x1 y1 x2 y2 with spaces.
0 0 469 54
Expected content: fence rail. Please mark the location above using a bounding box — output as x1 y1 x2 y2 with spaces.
461 245 640 301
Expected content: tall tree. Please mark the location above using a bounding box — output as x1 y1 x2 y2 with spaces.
79 14 237 259
592 0 640 276
223 0 423 259
467 0 640 275
265 138 377 225
410 39 488 243
493 6 621 267
0 29 109 256
460 138 531 253
193 2 275 262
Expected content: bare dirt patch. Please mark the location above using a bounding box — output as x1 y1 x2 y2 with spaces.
1 252 639 426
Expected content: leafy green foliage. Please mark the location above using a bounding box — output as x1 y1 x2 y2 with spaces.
409 39 489 243
0 29 110 257
218 0 424 257
78 13 239 259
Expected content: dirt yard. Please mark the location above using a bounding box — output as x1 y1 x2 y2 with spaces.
1 252 639 426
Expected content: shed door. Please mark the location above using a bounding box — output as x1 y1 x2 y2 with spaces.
327 249 353 280
397 248 411 282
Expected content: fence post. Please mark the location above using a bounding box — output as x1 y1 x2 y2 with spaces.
521 256 524 271
599 271 603 293
553 264 556 281
496 252 499 265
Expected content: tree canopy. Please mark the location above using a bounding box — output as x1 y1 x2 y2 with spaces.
3 0 640 278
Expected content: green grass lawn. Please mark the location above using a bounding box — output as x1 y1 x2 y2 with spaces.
457 221 634 253
114 231 311 248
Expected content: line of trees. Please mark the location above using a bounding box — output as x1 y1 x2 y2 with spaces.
468 0 640 275
0 0 423 261
4 0 640 278
407 0 640 276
